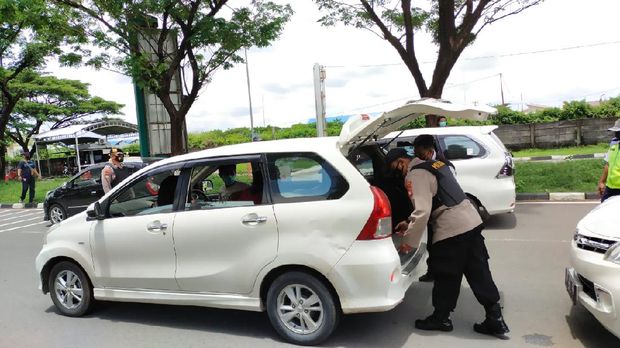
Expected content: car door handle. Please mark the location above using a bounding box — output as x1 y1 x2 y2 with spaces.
90 191 97 195
242 214 267 225
146 220 168 233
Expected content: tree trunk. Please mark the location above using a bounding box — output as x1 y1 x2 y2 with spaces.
0 144 6 178
169 116 185 156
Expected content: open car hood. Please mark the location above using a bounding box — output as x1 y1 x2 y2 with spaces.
337 98 496 154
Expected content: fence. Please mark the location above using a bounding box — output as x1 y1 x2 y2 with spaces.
494 117 619 150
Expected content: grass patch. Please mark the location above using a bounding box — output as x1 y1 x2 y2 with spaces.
515 159 604 193
513 143 608 158
0 177 68 203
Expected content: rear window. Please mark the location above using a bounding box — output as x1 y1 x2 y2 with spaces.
438 135 487 160
266 153 349 203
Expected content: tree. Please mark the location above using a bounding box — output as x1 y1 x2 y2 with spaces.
315 0 543 125
6 72 122 155
56 0 293 155
0 0 87 175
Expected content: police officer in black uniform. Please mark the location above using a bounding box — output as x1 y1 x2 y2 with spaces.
390 134 509 339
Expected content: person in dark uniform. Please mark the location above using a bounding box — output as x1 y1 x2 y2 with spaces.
101 148 131 193
388 134 509 339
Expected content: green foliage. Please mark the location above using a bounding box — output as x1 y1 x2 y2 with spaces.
57 0 293 154
515 159 604 193
121 143 140 155
5 71 123 152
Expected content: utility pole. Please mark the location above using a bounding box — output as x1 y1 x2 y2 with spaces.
499 73 505 105
313 63 327 137
244 48 255 141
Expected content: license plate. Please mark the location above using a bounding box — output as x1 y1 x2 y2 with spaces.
565 268 581 305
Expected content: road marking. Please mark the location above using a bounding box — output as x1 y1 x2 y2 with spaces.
0 211 41 221
0 221 47 233
0 216 42 228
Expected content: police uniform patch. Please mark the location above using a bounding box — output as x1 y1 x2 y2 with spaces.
432 161 445 170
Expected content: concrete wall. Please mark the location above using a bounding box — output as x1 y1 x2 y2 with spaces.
494 117 618 150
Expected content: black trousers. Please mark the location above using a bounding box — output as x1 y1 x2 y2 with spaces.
430 225 500 315
20 177 35 203
601 186 620 202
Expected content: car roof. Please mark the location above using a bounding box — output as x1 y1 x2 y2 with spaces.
383 125 499 139
150 137 341 169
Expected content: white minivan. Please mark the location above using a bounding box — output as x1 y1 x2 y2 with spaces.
36 99 494 345
380 125 516 219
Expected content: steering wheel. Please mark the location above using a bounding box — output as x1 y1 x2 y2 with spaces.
191 189 208 201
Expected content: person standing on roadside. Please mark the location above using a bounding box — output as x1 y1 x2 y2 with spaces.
102 148 131 194
598 119 620 202
388 134 509 339
437 116 448 127
17 151 39 203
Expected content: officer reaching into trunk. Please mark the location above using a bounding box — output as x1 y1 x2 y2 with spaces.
388 134 509 339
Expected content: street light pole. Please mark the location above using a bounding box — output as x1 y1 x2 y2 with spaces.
244 48 255 141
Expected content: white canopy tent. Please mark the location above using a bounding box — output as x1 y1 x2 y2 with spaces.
33 120 138 172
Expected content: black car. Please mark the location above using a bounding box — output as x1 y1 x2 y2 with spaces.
44 162 146 224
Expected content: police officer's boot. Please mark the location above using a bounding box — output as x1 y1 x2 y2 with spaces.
415 310 453 332
473 303 510 340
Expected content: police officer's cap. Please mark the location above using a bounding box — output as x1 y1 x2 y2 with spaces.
413 134 435 149
385 148 410 166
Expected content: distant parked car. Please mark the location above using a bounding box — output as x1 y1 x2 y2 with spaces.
43 161 146 224
379 125 516 219
566 197 620 338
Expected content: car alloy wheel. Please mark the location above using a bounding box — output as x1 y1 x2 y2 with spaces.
277 284 324 335
54 270 84 310
48 261 94 317
49 205 66 224
266 272 339 345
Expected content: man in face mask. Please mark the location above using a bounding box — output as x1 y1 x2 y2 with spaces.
599 119 620 202
102 148 131 193
218 164 250 200
389 134 509 339
437 116 448 127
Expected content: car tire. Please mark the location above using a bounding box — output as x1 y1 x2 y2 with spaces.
49 204 67 224
467 195 490 221
266 271 340 346
48 261 94 317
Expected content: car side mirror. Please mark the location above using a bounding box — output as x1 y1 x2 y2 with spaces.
202 179 214 192
86 202 105 221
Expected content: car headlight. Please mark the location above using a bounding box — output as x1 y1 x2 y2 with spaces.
604 243 620 265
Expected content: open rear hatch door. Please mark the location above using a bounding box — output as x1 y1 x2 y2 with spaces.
337 98 496 156
338 98 496 270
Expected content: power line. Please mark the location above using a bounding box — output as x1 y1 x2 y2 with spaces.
325 40 620 68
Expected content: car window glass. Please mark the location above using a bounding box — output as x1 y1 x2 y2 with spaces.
183 161 265 211
440 135 486 160
73 167 103 188
350 152 374 177
267 153 349 203
108 168 181 217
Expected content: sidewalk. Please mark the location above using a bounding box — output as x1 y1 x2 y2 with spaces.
0 203 44 209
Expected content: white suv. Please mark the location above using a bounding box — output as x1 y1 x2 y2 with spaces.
380 126 516 219
36 99 494 345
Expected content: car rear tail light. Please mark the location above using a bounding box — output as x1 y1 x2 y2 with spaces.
496 154 514 178
357 186 392 240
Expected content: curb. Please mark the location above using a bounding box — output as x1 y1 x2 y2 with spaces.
0 203 44 209
514 153 605 162
516 192 599 201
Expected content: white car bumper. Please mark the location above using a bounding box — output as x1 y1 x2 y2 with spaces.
480 177 516 215
567 241 620 338
326 238 424 314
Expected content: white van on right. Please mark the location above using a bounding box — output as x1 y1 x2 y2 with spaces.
381 125 516 219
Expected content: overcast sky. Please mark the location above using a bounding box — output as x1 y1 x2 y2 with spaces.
48 0 620 133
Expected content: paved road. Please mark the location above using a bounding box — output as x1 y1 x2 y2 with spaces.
0 203 618 347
